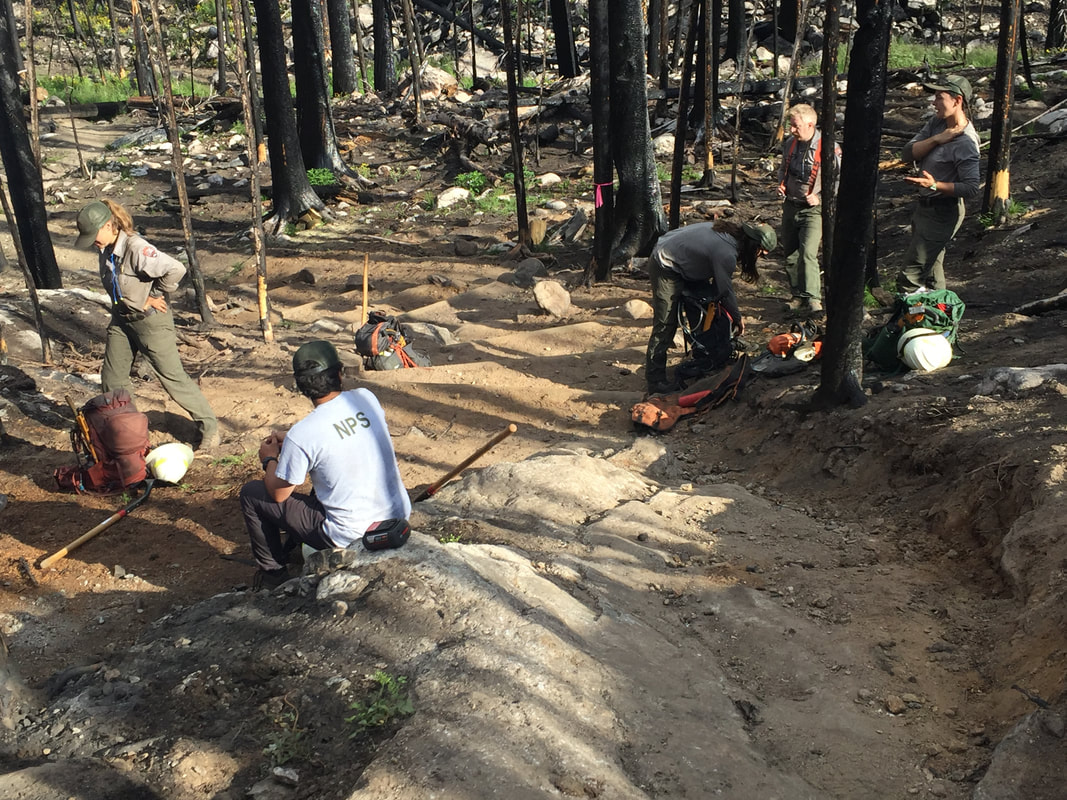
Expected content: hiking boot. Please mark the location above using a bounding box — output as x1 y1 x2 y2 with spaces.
783 297 807 312
807 299 823 314
647 378 678 396
197 429 221 452
252 567 290 591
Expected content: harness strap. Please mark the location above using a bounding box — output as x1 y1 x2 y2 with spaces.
779 137 823 197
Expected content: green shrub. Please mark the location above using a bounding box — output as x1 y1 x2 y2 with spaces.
455 171 487 194
347 671 414 737
306 168 337 186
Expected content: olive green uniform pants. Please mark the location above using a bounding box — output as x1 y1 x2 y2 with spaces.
781 199 824 300
898 198 965 292
101 309 218 439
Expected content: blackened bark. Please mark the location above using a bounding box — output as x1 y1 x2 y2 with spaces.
292 0 351 173
3 0 22 70
252 0 326 228
819 0 840 275
669 0 701 228
778 0 799 42
725 0 745 63
647 0 662 79
326 0 358 94
608 0 667 261
214 0 229 93
814 0 892 410
131 0 157 97
0 10 60 289
984 0 1022 224
1047 0 1065 49
549 0 579 78
500 0 530 246
586 0 613 282
372 0 397 94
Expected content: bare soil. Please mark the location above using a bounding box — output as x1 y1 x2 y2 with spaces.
0 74 1065 799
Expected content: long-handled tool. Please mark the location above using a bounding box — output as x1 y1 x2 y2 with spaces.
412 424 517 502
360 253 370 326
66 395 97 463
39 479 156 570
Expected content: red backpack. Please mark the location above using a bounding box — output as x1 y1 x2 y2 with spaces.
54 390 150 494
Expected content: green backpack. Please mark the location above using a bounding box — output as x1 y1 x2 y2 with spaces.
863 289 965 370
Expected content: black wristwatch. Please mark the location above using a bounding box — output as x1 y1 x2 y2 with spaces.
261 456 278 471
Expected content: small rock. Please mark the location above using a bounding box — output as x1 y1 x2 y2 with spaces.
511 257 547 288
533 280 572 318
901 692 923 706
1040 711 1064 738
620 299 653 319
857 689 874 702
331 600 349 617
538 172 562 187
272 766 300 786
316 571 370 602
454 238 480 257
884 694 906 714
436 186 471 209
113 565 126 579
293 268 316 285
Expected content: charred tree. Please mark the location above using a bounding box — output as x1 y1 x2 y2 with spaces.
326 0 358 94
500 0 530 247
372 0 398 94
607 0 667 261
669 0 701 228
106 0 124 76
214 0 228 92
813 0 892 410
292 0 351 173
820 0 840 278
586 0 614 282
1047 0 1066 49
725 0 746 63
778 0 800 42
252 0 326 229
3 0 22 71
549 0 579 78
131 0 157 97
983 0 1022 224
647 0 663 80
0 9 60 289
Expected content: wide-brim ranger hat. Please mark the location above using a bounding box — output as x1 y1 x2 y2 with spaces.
923 75 973 104
74 201 113 249
293 340 342 375
741 221 778 253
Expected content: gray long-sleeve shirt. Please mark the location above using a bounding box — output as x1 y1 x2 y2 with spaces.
99 230 186 316
903 118 981 200
777 130 841 203
651 223 742 322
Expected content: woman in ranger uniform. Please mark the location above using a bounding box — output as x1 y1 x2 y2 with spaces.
899 75 980 292
75 200 220 449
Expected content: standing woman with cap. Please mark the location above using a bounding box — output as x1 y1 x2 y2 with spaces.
75 200 220 449
644 219 776 395
899 75 981 292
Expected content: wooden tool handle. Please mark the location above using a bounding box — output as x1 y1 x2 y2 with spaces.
413 424 517 502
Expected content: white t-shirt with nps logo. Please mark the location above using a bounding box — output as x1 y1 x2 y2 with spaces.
274 388 411 547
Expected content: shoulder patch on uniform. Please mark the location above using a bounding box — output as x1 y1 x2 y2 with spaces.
142 245 158 258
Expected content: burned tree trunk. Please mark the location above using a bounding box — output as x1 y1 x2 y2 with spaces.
372 0 398 94
983 0 1022 225
214 0 228 92
725 0 746 63
327 0 358 94
586 0 614 282
647 0 663 80
669 0 701 228
500 0 530 247
608 0 667 261
0 9 60 289
549 0 579 78
814 0 892 409
820 0 841 276
292 0 351 173
131 0 157 97
252 0 326 229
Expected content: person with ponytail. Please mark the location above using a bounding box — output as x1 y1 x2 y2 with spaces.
74 199 220 450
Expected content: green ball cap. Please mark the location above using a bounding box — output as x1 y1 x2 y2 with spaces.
75 201 113 249
742 221 777 253
923 75 973 104
293 340 342 375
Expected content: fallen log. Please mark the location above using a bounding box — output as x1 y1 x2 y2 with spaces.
1013 292 1067 316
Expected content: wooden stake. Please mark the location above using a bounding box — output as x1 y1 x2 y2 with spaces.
361 254 369 325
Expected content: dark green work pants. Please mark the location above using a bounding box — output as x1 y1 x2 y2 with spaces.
645 254 685 388
101 308 218 439
898 198 965 292
781 199 824 300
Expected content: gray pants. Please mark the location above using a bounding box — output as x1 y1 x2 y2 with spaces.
781 199 824 300
239 481 337 571
101 308 218 439
898 199 965 292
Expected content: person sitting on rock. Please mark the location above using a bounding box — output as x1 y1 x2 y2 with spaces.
239 340 411 589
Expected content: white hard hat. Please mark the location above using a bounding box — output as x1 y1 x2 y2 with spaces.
145 442 194 483
897 328 952 371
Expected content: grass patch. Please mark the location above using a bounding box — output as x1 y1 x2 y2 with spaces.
799 39 1000 76
38 74 131 104
211 451 253 468
455 170 488 194
439 531 463 544
307 167 338 186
